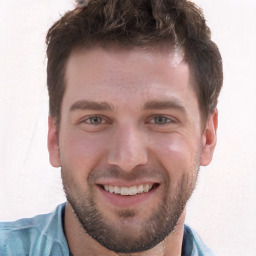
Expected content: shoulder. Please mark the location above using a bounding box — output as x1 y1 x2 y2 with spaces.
182 224 216 256
0 203 69 256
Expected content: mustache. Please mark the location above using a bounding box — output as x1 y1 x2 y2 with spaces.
88 165 168 184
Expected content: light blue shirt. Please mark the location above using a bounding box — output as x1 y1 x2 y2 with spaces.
0 203 215 256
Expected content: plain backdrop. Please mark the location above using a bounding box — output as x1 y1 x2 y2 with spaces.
0 0 256 255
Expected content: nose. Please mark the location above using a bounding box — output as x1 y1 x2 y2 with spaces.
107 123 148 171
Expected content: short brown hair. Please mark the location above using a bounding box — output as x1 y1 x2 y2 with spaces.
46 0 223 125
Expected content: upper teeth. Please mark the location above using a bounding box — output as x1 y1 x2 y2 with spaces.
103 184 153 196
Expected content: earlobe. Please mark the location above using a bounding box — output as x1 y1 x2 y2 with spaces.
200 109 218 166
48 116 61 167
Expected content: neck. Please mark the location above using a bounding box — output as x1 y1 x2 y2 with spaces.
64 202 185 256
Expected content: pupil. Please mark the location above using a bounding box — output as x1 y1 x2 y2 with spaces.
156 117 165 123
91 116 100 123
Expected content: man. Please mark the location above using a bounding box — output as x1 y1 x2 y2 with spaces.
0 0 223 255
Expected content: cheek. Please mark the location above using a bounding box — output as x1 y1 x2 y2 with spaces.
59 131 107 172
151 133 200 176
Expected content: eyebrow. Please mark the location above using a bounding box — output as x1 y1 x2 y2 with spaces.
70 100 113 112
143 99 186 113
69 99 186 114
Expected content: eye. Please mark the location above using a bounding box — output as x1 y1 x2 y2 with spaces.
87 116 103 124
78 115 110 132
150 116 173 125
83 115 105 125
147 115 179 133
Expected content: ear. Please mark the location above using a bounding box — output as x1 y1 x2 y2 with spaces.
200 108 218 166
48 116 61 167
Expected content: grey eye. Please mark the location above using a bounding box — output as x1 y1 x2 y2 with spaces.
154 116 171 124
89 116 102 124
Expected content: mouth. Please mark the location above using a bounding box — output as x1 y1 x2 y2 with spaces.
98 183 159 196
96 182 160 208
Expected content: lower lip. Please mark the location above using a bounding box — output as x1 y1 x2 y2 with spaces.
97 185 159 208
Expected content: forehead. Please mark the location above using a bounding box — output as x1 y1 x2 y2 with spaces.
67 44 185 70
63 46 197 110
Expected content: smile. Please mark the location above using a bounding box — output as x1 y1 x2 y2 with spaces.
97 183 160 207
101 184 156 196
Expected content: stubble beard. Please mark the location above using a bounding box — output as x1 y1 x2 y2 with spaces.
62 163 199 254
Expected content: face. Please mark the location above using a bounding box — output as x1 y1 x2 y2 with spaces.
48 46 217 253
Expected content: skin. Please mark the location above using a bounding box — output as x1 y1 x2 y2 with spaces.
48 46 218 256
